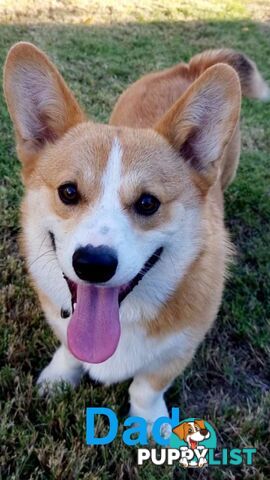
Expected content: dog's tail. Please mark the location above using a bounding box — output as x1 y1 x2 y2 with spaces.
110 48 269 131
188 49 269 100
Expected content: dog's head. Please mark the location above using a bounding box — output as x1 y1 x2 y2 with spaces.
173 420 210 449
3 43 240 364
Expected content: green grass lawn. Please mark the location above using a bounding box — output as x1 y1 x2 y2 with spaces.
0 1 270 478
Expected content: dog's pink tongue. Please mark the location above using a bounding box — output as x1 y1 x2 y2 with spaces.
67 284 120 364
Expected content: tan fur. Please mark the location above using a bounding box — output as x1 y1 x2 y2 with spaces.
145 355 196 392
111 49 268 190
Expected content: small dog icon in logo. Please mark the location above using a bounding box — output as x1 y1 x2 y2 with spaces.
172 419 210 468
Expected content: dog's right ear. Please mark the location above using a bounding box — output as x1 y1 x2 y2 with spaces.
172 423 187 440
3 42 86 169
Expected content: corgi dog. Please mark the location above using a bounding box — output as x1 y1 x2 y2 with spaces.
3 43 269 428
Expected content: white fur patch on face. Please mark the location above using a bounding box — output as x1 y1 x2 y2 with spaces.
101 136 122 209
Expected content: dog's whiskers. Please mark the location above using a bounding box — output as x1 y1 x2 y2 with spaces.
29 248 55 268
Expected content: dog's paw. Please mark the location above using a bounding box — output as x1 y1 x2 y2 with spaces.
198 457 207 468
37 361 82 396
129 396 170 440
180 458 189 468
37 345 83 396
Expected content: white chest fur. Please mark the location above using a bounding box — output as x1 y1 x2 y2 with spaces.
84 318 195 384
44 293 196 386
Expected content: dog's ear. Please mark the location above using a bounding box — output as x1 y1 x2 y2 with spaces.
195 419 205 430
172 422 188 440
3 42 86 167
155 64 241 190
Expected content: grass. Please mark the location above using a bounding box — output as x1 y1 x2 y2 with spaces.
0 0 270 478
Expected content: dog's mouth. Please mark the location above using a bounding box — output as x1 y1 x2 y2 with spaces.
64 247 163 364
190 439 198 450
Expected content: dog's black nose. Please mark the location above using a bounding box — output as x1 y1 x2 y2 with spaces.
72 245 118 283
200 429 208 436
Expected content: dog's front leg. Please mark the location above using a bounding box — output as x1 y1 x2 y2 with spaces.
37 344 83 395
129 372 173 438
129 353 195 438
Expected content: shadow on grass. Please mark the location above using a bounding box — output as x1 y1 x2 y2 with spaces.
0 16 270 480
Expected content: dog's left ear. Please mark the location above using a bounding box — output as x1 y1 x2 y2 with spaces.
155 64 241 189
195 419 205 430
3 42 86 166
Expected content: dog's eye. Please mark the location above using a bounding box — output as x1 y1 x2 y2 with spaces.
58 183 80 205
134 193 160 216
